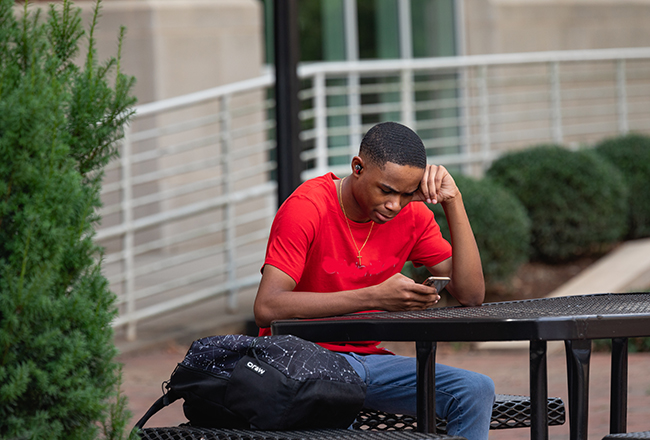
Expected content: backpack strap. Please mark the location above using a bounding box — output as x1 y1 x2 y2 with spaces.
134 389 179 429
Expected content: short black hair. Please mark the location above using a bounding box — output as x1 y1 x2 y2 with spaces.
359 122 427 169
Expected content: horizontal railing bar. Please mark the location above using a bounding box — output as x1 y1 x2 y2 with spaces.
561 120 619 137
299 48 650 77
413 98 463 113
561 104 619 120
128 156 223 187
232 138 276 161
105 206 273 275
125 151 272 191
134 74 274 117
111 245 227 289
131 100 272 147
130 113 221 144
117 228 271 303
112 274 261 328
101 177 224 218
299 80 402 100
102 136 274 206
486 110 555 127
96 181 276 241
489 126 562 144
104 223 224 267
130 265 225 302
228 99 275 120
300 145 350 162
100 180 124 196
228 119 276 143
132 134 220 166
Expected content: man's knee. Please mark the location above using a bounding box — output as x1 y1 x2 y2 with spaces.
475 373 496 403
458 371 495 406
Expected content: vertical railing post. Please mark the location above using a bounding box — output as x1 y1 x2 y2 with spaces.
458 65 471 174
121 126 136 341
344 0 362 158
401 68 415 129
550 61 563 144
398 0 414 130
314 72 328 175
454 0 471 174
616 59 629 135
398 0 412 60
348 73 362 158
220 95 237 311
478 65 491 170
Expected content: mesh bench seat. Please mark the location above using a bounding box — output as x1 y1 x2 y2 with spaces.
138 426 466 440
603 432 650 439
137 394 564 440
352 394 565 432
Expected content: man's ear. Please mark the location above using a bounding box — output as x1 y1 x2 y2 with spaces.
351 156 364 177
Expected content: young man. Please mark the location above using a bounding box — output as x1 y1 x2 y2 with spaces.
254 122 494 440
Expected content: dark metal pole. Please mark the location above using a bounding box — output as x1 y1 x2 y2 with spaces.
565 339 592 440
416 340 437 433
274 0 303 207
610 337 628 433
530 340 549 440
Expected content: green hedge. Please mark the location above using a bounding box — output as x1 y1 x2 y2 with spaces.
486 145 628 262
595 133 650 239
0 1 136 439
405 175 531 287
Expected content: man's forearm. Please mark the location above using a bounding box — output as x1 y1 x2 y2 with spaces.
441 193 485 306
254 265 443 327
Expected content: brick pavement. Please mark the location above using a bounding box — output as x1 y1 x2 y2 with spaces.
120 341 650 440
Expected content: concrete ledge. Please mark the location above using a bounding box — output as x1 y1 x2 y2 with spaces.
477 238 650 351
548 238 650 297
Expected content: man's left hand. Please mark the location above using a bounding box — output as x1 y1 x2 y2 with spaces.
414 164 460 205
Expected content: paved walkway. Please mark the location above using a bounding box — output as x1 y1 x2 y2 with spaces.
120 341 650 440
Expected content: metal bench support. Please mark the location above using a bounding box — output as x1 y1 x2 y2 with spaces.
352 394 565 432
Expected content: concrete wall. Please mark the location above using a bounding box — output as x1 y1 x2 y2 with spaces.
463 0 650 55
72 0 264 104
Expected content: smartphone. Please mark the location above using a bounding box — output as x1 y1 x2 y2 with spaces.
423 276 451 292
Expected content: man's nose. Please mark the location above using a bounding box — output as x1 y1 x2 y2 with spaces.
385 195 401 212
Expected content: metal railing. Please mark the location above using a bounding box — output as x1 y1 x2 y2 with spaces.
100 48 650 340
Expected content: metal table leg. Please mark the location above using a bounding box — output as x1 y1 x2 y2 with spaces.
416 340 437 433
565 339 592 440
610 337 628 434
530 340 549 440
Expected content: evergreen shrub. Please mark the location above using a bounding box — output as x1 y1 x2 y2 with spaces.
405 175 531 289
486 145 628 262
595 133 650 239
0 1 136 439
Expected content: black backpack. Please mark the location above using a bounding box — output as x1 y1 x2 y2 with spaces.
135 334 367 430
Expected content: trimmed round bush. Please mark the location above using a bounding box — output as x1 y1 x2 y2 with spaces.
405 175 531 287
486 145 628 262
595 133 650 239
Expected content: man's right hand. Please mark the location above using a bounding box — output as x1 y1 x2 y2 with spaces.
373 273 441 311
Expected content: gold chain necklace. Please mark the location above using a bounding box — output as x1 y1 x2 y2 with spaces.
338 176 374 267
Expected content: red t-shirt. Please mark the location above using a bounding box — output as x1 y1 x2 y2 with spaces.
259 173 452 354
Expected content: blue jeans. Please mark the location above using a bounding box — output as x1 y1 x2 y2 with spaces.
339 352 494 440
